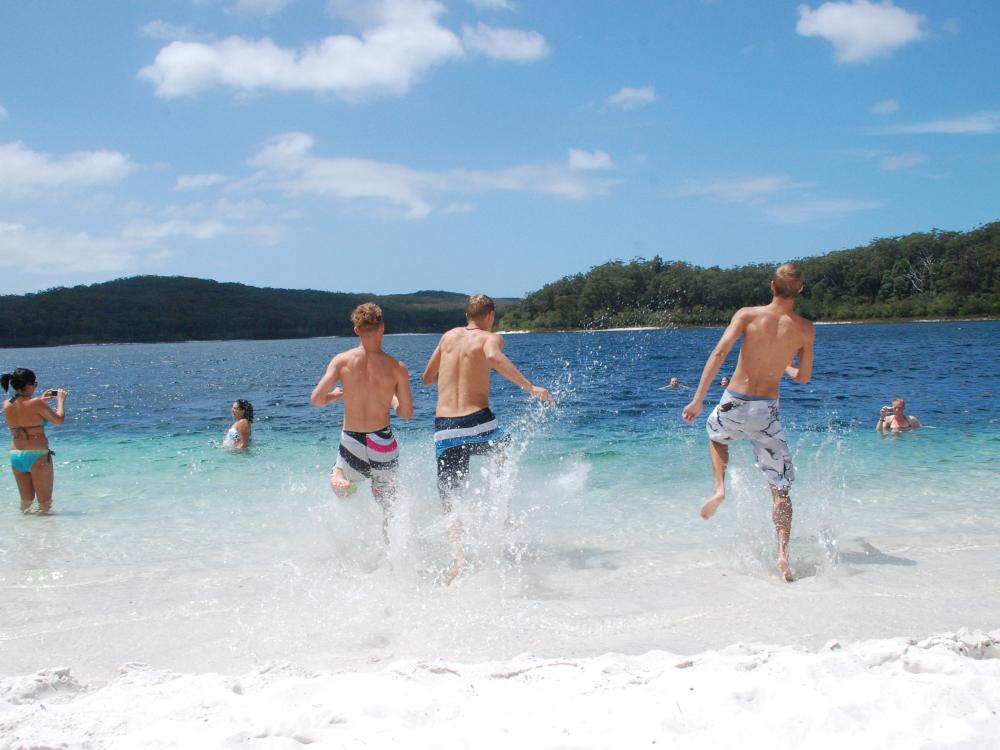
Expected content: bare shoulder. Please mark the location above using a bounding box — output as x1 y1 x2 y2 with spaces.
794 313 816 336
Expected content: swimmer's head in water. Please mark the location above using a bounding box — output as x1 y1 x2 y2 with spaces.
772 263 804 299
892 398 905 411
233 399 254 422
351 303 383 333
1 368 37 393
466 294 495 321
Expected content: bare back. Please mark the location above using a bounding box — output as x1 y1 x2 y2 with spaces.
335 347 405 432
432 327 495 417
4 398 53 450
729 304 814 398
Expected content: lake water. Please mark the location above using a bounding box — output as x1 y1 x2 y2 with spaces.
1 321 998 681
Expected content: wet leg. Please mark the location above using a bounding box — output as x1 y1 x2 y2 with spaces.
770 485 793 582
438 446 469 584
700 440 728 519
13 468 36 513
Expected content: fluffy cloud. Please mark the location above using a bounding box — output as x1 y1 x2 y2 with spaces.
0 141 136 198
175 173 228 191
246 132 615 219
880 112 1000 135
140 0 549 100
676 174 805 203
0 104 8 121
871 98 899 115
0 222 146 273
568 149 613 171
141 0 462 99
461 23 548 62
880 151 926 170
606 86 657 110
796 1 924 63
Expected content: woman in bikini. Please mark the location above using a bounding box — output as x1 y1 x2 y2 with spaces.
877 398 922 433
2 368 67 513
223 399 253 451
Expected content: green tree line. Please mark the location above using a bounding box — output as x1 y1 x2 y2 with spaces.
0 277 514 348
501 222 1000 329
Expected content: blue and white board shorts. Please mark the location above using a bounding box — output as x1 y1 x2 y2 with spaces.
706 390 794 492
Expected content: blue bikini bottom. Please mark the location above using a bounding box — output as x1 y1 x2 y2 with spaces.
10 449 54 473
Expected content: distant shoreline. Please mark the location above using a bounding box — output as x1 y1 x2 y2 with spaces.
3 315 997 350
501 315 1000 334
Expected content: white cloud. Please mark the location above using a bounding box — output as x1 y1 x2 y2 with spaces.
235 0 296 15
0 222 147 273
469 0 513 10
796 1 924 63
880 151 926 170
568 149 613 171
443 202 477 214
461 23 548 62
175 173 228 190
871 98 899 115
677 174 806 203
141 0 463 100
942 18 959 34
765 199 881 224
246 132 616 219
140 1 548 99
606 85 657 111
880 112 1000 135
0 141 136 198
139 21 214 43
0 105 8 121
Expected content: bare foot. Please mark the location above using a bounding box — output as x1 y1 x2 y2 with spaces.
777 557 794 583
329 469 355 498
699 489 725 520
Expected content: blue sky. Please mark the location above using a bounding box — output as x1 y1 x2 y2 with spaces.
0 0 997 297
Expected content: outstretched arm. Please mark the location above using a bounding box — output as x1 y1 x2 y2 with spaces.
37 390 67 426
784 328 815 384
310 358 343 407
422 343 442 385
394 363 414 420
484 334 553 402
682 310 747 423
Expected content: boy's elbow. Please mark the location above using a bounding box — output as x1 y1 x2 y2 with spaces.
399 407 414 420
309 394 324 406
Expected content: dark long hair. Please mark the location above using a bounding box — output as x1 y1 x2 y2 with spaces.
1 368 36 393
235 399 254 423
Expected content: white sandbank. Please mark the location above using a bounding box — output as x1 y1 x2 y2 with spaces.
3 630 998 749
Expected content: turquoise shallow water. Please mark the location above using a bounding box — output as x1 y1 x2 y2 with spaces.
1 322 998 679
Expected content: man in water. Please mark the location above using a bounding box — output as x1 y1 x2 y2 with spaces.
422 293 554 583
310 303 414 543
682 263 815 582
877 398 921 433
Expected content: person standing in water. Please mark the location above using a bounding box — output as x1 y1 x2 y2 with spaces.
2 368 67 514
223 399 253 451
877 398 921 433
422 294 554 583
682 263 815 582
310 303 413 543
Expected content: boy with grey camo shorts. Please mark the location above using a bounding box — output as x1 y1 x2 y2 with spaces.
706 391 794 492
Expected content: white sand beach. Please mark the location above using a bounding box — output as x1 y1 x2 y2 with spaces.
3 630 998 749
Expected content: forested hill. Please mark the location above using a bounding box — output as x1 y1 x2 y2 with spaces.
0 277 510 348
501 222 1000 330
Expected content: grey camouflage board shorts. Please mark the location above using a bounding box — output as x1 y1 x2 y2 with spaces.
706 390 794 492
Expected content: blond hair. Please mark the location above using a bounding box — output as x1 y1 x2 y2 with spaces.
351 302 383 332
465 293 495 320
772 263 804 299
